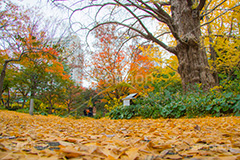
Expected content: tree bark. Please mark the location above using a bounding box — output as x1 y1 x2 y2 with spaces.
22 99 26 109
0 52 25 104
206 15 219 85
48 103 53 114
171 0 216 91
29 99 34 115
7 89 10 109
67 103 71 114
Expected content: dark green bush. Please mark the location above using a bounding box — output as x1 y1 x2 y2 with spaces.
16 108 29 113
109 90 240 119
94 111 105 119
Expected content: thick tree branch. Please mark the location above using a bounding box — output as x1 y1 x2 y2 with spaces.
196 0 206 11
122 0 181 44
149 2 181 42
5 51 26 64
187 0 193 7
152 2 172 21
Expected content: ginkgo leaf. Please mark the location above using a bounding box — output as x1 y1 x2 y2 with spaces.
0 111 240 159
125 148 139 160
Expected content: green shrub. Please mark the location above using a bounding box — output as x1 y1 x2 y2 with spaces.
94 111 104 119
108 90 240 119
16 108 29 113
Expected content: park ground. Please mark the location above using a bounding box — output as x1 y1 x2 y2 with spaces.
0 110 240 160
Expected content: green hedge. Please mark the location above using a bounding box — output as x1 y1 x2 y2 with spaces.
109 91 240 119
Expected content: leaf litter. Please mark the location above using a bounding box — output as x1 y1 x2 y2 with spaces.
0 110 240 160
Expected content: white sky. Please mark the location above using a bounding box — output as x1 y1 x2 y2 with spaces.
10 0 91 87
11 0 68 18
10 0 172 87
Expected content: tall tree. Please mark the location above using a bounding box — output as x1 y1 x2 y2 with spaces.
0 0 72 102
87 25 130 100
39 72 68 114
128 45 155 94
0 0 29 101
53 0 239 91
202 0 240 87
62 81 82 114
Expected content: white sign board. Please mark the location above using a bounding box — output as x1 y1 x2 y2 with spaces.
123 100 130 106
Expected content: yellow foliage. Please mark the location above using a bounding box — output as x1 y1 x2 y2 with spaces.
202 0 240 77
139 44 181 90
104 97 123 111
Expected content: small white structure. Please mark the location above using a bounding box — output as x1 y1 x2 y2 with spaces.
122 93 138 106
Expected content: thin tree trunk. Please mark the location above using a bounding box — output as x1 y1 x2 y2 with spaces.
7 89 10 109
48 103 53 114
29 87 36 115
29 99 34 115
171 0 216 91
22 98 26 109
1 99 5 106
0 53 25 103
67 103 71 114
206 15 219 85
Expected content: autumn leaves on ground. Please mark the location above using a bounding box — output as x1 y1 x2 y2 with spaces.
0 111 240 160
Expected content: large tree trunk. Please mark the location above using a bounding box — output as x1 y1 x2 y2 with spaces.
171 0 216 91
0 62 8 103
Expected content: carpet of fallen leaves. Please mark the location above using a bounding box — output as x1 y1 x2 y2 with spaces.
0 110 240 160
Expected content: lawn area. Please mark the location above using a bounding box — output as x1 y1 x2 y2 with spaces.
0 110 240 160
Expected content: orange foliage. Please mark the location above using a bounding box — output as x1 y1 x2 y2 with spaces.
128 48 155 95
88 25 157 100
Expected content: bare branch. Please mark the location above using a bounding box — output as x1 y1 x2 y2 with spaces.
205 0 213 10
201 0 227 17
87 21 176 54
131 0 170 23
94 3 119 22
201 4 240 27
116 35 141 56
113 0 151 36
0 23 8 30
158 1 171 6
203 34 240 40
122 0 181 44
5 50 27 64
166 64 177 72
156 31 171 39
152 2 172 21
